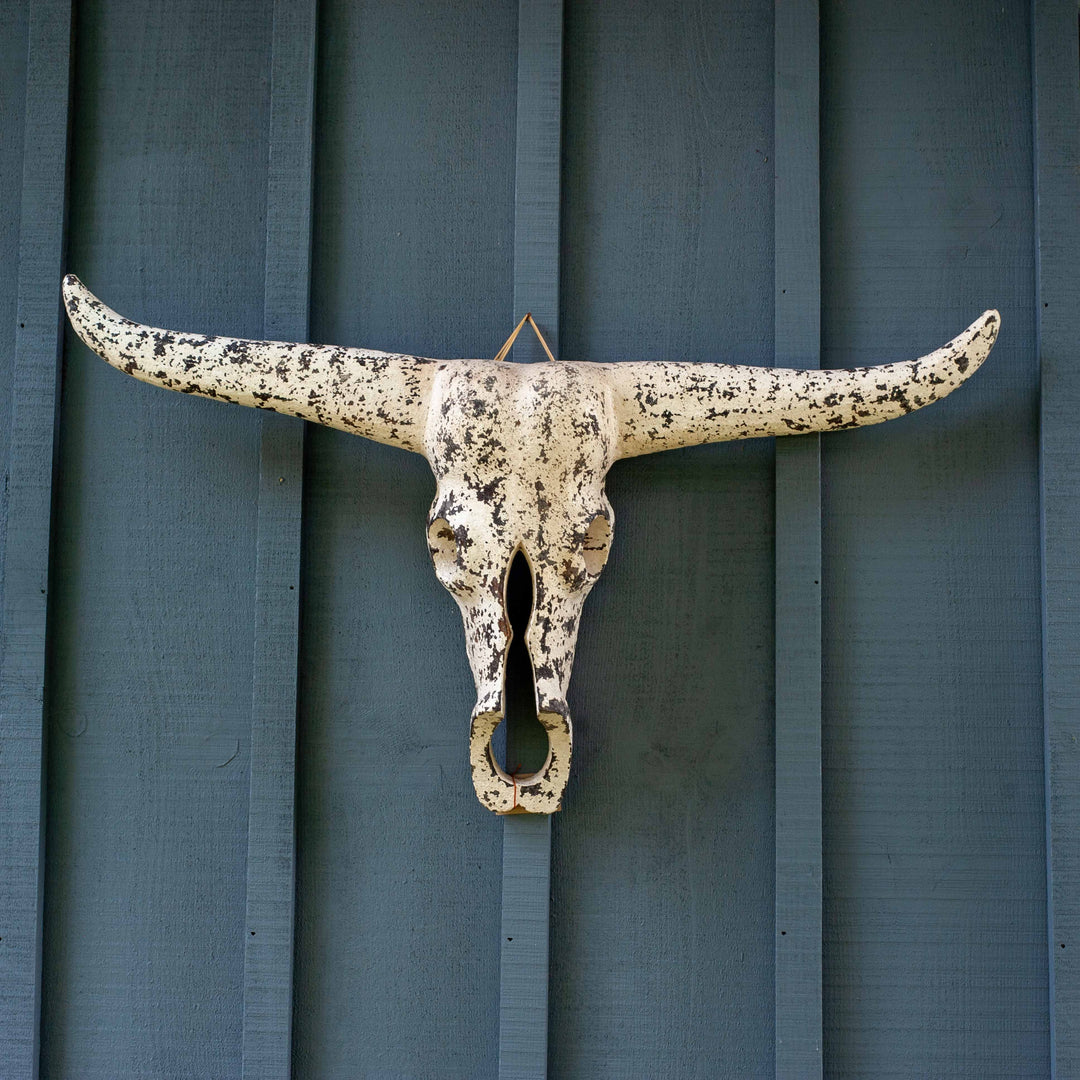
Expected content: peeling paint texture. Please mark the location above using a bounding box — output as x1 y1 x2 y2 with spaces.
62 275 999 813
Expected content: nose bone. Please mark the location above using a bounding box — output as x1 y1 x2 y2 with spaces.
467 547 573 814
469 706 571 814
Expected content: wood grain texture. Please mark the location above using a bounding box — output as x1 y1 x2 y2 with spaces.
0 0 1058 1072
40 2 272 1075
774 4 822 1074
240 1 317 1076
291 1 515 1074
0 0 28 554
0 3 71 1075
500 815 552 1079
1033 1 1080 1074
773 0 820 1071
499 2 561 1074
820 2 1048 1075
511 0 562 366
552 1 775 1074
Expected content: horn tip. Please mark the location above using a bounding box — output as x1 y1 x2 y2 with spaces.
61 273 86 308
959 309 1000 357
979 309 1001 351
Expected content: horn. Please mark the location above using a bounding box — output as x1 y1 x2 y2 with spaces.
607 311 999 459
62 275 438 453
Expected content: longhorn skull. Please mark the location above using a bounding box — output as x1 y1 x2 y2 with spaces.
61 275 999 814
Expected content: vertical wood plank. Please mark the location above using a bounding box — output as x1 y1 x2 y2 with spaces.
500 2 562 1077
44 3 271 1071
510 0 562 363
294 1 512 1072
774 1 822 1076
241 1 317 1075
821 5 1043 1073
500 814 553 1080
553 4 775 1072
0 3 72 1076
1034 1 1080 1074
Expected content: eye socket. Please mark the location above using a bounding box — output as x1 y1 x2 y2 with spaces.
582 514 611 575
427 517 457 567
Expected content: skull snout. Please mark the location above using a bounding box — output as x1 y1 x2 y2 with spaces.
429 497 611 813
463 546 576 814
469 703 571 815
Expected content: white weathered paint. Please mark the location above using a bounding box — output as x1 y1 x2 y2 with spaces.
62 275 999 813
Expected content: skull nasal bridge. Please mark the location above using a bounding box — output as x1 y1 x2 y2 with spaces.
501 550 547 802
60 274 1000 815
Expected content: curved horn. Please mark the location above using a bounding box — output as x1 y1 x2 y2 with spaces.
62 275 438 453
607 311 999 459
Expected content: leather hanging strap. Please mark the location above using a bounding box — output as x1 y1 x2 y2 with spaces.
493 312 557 363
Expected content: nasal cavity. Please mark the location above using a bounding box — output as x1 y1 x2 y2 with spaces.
502 550 547 776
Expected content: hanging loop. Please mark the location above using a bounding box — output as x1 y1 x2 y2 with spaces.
493 312 557 363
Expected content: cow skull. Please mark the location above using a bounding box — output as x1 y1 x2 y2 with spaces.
61 275 999 814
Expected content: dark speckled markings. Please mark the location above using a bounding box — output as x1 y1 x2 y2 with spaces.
62 275 999 813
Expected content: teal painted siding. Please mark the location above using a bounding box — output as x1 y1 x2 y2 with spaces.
0 1 1070 1077
294 2 515 1076
820 4 1047 1075
42 2 269 1075
552 3 775 1074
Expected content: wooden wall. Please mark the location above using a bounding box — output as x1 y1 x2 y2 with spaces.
0 1 1074 1077
819 4 1047 1075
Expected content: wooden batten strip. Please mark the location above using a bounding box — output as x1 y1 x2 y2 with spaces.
500 813 553 1079
240 1 317 1075
1033 1 1080 1074
499 1 562 1077
0 3 73 1075
773 1 824 1076
509 0 562 365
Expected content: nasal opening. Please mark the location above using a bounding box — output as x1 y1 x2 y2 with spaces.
502 549 548 776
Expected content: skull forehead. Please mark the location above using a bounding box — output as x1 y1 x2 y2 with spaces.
426 361 615 519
